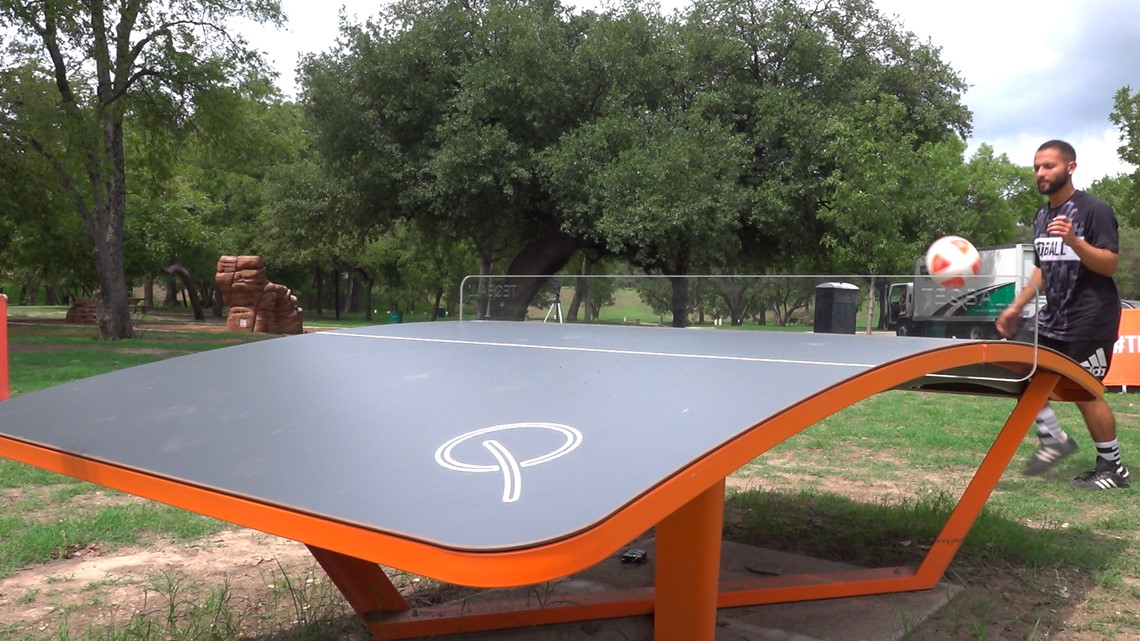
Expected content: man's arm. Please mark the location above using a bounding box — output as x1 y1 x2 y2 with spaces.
1048 214 1119 277
996 267 1044 338
1064 236 1119 277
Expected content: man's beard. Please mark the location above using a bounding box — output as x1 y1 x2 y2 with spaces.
1038 173 1069 195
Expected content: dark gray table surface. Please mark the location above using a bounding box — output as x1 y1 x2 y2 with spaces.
0 322 1025 550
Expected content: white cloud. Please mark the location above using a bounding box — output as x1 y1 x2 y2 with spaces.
875 0 1138 182
234 0 379 97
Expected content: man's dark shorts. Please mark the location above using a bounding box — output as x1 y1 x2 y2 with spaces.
1015 324 1115 382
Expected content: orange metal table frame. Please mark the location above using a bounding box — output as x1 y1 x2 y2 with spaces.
0 315 1101 641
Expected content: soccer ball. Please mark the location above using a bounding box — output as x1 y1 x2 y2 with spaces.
925 235 981 288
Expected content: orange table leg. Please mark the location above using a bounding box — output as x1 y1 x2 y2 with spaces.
716 371 1063 606
654 478 725 641
1 293 8 401
914 371 1059 584
307 544 409 628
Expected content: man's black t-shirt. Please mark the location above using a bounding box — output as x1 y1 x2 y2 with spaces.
1033 190 1121 342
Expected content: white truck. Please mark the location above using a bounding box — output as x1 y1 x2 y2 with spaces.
885 243 1041 339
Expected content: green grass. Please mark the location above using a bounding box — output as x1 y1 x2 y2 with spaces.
6 325 269 396
594 288 667 325
561 286 882 331
0 321 257 581
0 498 227 577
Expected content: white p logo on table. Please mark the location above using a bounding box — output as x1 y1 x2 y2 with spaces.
435 422 583 503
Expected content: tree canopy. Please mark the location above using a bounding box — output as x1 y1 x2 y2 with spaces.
3 0 1115 330
299 0 985 322
0 0 284 337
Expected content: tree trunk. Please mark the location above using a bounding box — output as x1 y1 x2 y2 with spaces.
874 278 890 330
313 267 324 315
433 288 445 321
580 254 595 322
91 221 133 339
333 268 341 321
87 105 133 339
355 268 374 322
478 250 495 320
143 275 155 308
489 231 579 320
567 287 583 321
163 273 179 307
344 273 357 314
164 264 205 321
865 275 876 335
667 276 689 328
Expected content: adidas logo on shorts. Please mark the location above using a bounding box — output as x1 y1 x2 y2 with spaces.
1080 348 1109 378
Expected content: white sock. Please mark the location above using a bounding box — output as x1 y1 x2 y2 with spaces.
1094 439 1124 472
1035 406 1067 444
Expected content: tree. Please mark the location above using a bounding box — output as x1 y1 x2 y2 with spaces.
0 0 283 338
1091 173 1140 228
300 0 973 320
129 82 304 317
959 144 1039 243
0 70 95 301
545 111 751 326
1111 86 1140 171
1090 175 1140 300
682 0 972 271
303 0 596 320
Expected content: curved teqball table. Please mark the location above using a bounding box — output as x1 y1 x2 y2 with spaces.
0 321 1100 641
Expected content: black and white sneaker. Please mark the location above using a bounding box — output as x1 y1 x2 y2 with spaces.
1071 459 1131 490
1023 435 1078 476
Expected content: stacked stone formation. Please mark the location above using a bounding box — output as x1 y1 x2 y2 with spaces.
215 255 304 334
272 283 304 335
64 298 98 324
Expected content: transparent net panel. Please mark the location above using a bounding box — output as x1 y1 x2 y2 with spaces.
457 273 1042 385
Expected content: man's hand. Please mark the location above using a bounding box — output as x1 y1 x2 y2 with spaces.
1046 214 1076 245
995 306 1021 338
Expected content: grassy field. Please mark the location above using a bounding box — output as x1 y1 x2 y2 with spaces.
0 311 1137 640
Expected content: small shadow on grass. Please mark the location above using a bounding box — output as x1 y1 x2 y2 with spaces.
725 487 1129 640
725 487 1125 570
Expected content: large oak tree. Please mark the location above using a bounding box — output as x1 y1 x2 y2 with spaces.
302 0 976 323
0 0 282 338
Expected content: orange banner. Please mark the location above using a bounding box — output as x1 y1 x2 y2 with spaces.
1104 309 1140 388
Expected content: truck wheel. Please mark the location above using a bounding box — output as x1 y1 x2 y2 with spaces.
969 326 987 340
896 323 910 337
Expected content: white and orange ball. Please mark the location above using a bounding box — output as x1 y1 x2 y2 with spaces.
925 235 981 288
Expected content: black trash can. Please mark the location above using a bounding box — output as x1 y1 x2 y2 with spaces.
814 283 858 334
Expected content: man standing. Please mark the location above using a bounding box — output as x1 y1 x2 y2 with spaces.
996 140 1129 489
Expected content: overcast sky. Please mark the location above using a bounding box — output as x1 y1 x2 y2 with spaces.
240 0 1140 185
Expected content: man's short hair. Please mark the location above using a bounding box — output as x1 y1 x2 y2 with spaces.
1038 139 1077 163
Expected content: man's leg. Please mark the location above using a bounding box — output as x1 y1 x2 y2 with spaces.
1078 397 1117 443
1022 403 1078 475
1072 397 1129 489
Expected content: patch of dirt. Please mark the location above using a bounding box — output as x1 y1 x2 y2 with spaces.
905 563 1138 641
728 450 977 505
0 529 329 638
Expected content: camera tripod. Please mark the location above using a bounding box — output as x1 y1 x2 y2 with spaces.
543 284 564 324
